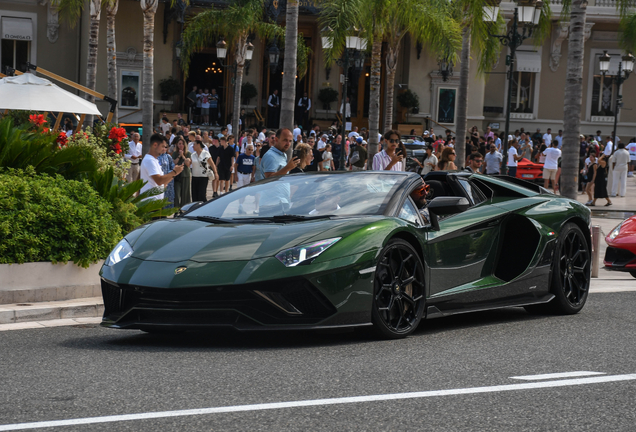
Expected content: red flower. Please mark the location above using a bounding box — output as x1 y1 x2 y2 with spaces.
56 132 68 147
113 143 122 154
29 114 46 127
43 127 50 133
108 127 128 145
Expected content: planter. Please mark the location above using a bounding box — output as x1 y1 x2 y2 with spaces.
0 261 103 304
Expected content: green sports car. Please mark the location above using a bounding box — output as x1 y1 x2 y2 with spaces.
100 171 592 339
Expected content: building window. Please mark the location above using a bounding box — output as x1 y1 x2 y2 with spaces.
1 39 29 72
510 71 535 113
591 74 617 116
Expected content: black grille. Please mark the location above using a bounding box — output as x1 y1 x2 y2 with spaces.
101 280 121 315
101 278 337 327
605 247 636 267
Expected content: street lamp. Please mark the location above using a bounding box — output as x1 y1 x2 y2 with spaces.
268 40 280 74
437 54 453 82
599 50 634 154
484 0 543 175
321 26 367 170
216 38 227 59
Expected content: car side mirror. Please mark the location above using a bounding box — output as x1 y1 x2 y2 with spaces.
427 197 470 231
175 201 205 218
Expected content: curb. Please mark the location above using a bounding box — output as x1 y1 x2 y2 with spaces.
0 297 104 325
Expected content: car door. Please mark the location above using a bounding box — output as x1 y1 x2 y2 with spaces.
424 178 508 301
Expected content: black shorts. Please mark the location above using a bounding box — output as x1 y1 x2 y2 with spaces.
195 107 201 116
218 167 232 181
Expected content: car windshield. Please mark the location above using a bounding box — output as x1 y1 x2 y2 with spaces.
186 173 405 220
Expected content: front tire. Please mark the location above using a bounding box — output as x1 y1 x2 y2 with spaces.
371 239 426 339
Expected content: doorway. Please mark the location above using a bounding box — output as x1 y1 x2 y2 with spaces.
184 52 227 124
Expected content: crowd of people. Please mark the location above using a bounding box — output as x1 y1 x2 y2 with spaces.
126 117 636 208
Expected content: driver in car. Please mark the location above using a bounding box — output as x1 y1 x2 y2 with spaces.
309 193 341 215
410 180 431 225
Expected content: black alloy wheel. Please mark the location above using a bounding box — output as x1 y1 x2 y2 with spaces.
372 239 426 339
630 271 636 279
527 223 590 315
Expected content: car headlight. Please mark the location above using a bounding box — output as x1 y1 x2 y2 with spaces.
275 238 341 267
609 223 623 240
105 239 133 266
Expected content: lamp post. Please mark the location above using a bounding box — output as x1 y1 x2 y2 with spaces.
321 26 367 170
599 50 634 154
483 0 543 175
216 37 254 133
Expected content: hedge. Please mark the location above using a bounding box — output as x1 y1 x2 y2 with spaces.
0 170 122 268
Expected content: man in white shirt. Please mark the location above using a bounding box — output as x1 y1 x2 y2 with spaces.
140 134 183 201
125 133 143 183
611 142 631 197
348 126 359 141
604 136 613 156
542 128 553 147
160 117 170 135
554 129 563 149
484 144 503 175
340 97 352 121
542 141 562 193
292 124 302 143
258 127 267 142
506 140 523 177
627 140 636 177
317 134 329 151
595 130 603 143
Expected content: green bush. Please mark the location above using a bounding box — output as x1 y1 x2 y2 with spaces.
241 82 258 104
0 169 122 267
318 87 339 110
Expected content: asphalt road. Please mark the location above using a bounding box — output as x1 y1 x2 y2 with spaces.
1 292 636 432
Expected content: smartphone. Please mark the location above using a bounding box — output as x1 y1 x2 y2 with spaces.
292 149 299 159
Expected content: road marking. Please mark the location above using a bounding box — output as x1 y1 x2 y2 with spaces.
0 373 635 431
510 371 606 380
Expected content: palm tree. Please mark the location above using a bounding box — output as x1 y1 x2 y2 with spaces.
448 0 504 167
280 0 298 134
180 0 310 139
53 0 104 126
106 0 119 121
559 0 635 199
320 0 460 162
381 0 460 132
140 0 159 155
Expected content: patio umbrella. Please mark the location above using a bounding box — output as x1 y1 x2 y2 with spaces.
0 73 101 115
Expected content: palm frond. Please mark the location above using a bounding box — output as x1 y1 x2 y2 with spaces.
318 0 363 66
50 0 85 27
620 13 636 54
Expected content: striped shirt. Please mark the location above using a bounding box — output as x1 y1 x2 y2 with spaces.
372 150 403 171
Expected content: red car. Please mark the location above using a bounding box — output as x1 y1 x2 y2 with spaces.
516 158 544 181
604 215 636 278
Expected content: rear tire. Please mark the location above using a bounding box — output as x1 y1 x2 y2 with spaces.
371 239 426 339
630 271 636 279
526 223 590 315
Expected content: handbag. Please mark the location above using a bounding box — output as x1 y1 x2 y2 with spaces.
196 153 215 180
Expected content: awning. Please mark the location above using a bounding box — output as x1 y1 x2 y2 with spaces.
514 51 541 73
1 17 33 41
0 73 101 115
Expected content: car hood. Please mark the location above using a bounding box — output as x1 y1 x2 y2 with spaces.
128 218 355 263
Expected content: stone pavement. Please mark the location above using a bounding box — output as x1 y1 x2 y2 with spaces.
1 173 634 332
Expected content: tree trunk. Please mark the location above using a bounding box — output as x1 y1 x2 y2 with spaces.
455 27 471 168
106 0 119 122
561 0 587 199
141 0 159 156
367 37 382 165
85 0 101 126
281 0 298 158
383 44 399 132
233 34 247 140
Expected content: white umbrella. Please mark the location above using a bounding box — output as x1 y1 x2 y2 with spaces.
0 73 101 115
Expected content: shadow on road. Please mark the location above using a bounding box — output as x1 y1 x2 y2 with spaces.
57 306 549 352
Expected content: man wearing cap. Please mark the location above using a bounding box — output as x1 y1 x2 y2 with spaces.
422 130 434 145
317 134 329 152
349 137 367 171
